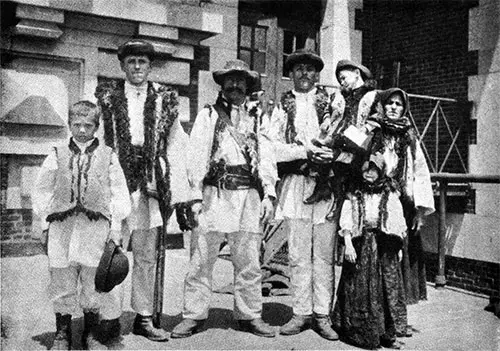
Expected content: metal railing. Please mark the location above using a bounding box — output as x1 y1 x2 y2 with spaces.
430 173 500 287
407 93 468 173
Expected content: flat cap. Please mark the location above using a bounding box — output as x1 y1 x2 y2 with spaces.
117 39 155 62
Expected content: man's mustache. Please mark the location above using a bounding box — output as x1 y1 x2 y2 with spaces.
225 87 244 94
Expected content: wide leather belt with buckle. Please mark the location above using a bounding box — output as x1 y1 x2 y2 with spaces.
203 164 259 191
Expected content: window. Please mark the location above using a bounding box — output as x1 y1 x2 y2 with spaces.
282 30 316 76
238 24 267 74
375 60 401 89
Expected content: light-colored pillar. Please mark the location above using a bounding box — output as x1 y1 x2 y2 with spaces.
320 0 363 87
320 0 350 87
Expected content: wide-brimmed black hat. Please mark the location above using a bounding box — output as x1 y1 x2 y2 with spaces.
117 39 155 62
95 240 129 293
213 59 261 93
284 49 324 74
336 59 373 81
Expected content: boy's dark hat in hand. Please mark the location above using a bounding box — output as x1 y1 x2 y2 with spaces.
95 240 129 293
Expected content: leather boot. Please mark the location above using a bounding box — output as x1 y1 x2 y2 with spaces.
313 314 338 340
279 314 312 335
171 318 205 338
81 312 107 350
132 314 169 342
238 318 276 338
303 180 332 204
52 313 72 350
99 318 121 344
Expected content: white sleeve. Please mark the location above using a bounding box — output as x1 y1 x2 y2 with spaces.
338 198 354 237
266 106 307 163
411 143 435 215
258 133 278 198
187 108 215 200
32 149 58 230
109 152 132 230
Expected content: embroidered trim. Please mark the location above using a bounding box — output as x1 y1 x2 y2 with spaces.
48 138 108 223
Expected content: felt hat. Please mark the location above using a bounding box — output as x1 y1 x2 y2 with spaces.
212 59 261 93
284 49 324 74
335 59 373 81
117 39 155 62
95 240 129 293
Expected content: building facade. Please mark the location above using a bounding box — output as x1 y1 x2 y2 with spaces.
1 0 498 296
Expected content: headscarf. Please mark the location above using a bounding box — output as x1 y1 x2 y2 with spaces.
379 87 412 135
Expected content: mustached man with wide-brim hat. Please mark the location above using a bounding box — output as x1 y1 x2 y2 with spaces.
95 39 192 343
265 48 340 341
171 59 277 338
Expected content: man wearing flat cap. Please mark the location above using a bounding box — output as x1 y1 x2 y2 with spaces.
171 59 277 338
266 48 339 340
95 39 191 342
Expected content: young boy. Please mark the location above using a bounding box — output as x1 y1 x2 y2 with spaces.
33 101 131 350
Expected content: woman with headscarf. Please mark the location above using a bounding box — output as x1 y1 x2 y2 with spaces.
370 88 435 334
374 88 435 304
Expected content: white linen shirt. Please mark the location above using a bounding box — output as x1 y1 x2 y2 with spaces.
125 81 148 146
32 138 131 268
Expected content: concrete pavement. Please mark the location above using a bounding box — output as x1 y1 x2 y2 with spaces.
1 232 498 350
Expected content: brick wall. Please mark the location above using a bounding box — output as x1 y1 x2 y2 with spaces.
360 0 478 173
0 155 44 256
425 252 499 297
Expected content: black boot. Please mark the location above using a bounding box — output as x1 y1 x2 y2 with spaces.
99 318 121 344
82 312 107 350
132 314 169 342
304 176 332 205
52 313 72 350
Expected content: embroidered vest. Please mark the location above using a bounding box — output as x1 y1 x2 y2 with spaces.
47 140 113 222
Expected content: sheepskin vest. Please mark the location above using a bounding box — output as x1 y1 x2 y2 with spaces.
47 138 112 223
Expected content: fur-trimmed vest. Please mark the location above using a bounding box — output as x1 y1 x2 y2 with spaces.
95 79 179 208
280 86 331 145
47 139 112 223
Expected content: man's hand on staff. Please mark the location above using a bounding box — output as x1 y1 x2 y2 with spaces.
306 145 334 164
260 197 274 225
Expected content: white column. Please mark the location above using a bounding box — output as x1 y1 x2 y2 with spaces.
319 0 363 87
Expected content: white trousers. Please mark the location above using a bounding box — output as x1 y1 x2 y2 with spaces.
287 218 335 316
130 228 159 316
183 227 263 320
49 264 101 315
99 284 124 320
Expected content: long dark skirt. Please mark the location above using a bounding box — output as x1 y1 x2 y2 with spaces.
331 230 384 349
401 205 428 305
378 234 408 341
332 230 407 349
